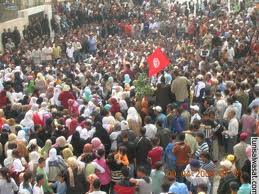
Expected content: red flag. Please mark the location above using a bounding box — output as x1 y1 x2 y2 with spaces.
147 48 170 77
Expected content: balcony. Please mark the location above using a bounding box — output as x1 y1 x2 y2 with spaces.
0 0 45 22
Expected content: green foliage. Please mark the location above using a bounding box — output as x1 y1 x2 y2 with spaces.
133 73 154 101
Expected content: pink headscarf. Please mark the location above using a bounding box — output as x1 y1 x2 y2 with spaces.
68 99 79 116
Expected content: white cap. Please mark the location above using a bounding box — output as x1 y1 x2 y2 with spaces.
196 74 204 80
153 106 162 112
190 105 200 112
220 160 233 170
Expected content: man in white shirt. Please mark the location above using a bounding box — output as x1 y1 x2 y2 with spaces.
190 105 201 124
144 116 157 140
33 174 44 194
66 43 75 61
184 159 210 194
89 179 107 194
222 110 239 154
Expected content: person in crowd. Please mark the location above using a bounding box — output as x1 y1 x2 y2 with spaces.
129 166 152 194
195 132 209 159
33 174 45 194
150 161 165 194
0 167 18 194
173 133 191 182
233 132 249 170
217 159 238 194
89 179 107 194
113 166 135 194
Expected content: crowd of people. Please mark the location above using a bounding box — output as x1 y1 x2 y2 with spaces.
0 0 258 194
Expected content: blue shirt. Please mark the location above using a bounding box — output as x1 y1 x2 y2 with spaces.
169 182 189 194
237 183 251 194
156 113 167 128
52 181 67 194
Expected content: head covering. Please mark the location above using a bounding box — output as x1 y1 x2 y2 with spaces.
41 139 52 158
226 154 235 162
91 137 104 152
123 74 131 84
29 97 38 105
190 105 200 112
17 130 26 142
20 111 34 128
48 148 58 161
127 107 139 121
153 106 162 112
62 148 74 161
8 133 17 142
104 104 111 111
83 143 93 153
220 159 233 170
190 159 201 168
63 84 70 92
240 132 248 141
55 136 67 148
29 151 40 164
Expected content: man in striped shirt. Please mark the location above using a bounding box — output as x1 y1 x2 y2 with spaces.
195 132 209 159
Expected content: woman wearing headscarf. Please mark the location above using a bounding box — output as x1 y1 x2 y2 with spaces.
126 107 142 136
28 149 40 176
45 148 67 182
68 99 79 116
20 111 34 130
50 85 62 107
54 136 71 155
94 149 111 193
35 73 47 94
4 133 17 156
0 91 9 109
62 147 74 162
70 131 85 157
58 84 75 109
40 139 52 159
16 130 26 143
11 149 25 183
109 97 121 116
66 157 85 194
93 122 111 155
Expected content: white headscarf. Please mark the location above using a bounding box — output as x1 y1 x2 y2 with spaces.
29 97 38 105
17 130 26 142
127 107 139 122
51 86 61 106
45 148 58 174
20 111 34 129
29 151 40 164
48 148 58 161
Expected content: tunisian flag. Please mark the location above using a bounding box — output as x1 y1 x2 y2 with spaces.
147 48 170 77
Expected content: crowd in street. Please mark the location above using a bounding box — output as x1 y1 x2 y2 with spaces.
0 0 258 194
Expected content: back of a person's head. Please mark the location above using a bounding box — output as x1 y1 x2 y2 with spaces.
144 116 152 124
96 148 105 159
179 133 185 141
121 166 130 177
140 127 146 136
36 173 44 183
241 172 250 183
229 181 239 192
93 178 101 190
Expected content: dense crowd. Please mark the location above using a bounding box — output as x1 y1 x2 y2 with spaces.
0 0 258 194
